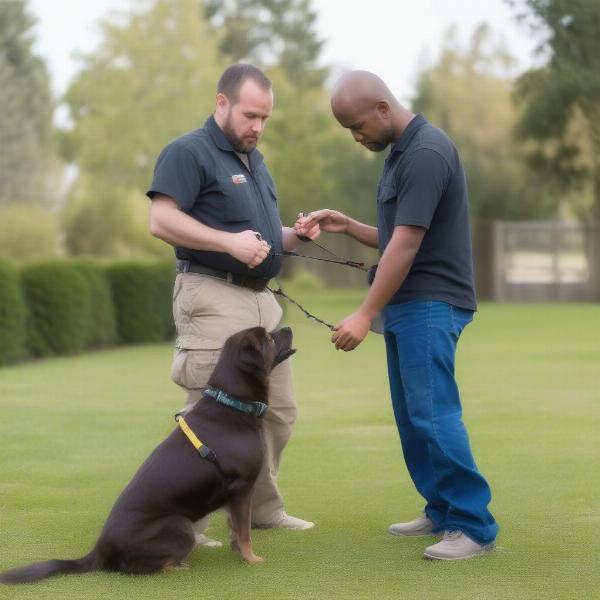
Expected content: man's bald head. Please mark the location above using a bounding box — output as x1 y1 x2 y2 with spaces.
330 70 411 152
331 70 395 120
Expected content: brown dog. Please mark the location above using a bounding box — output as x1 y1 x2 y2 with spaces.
1 326 295 584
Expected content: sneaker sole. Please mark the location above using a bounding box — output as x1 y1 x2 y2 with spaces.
388 525 439 537
252 522 315 530
423 544 495 561
389 529 438 537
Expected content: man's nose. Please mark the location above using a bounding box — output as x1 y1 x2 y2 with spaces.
252 120 263 135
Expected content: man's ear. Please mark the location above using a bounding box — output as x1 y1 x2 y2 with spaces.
215 92 230 117
376 100 391 120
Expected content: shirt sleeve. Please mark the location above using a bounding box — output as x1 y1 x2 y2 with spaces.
393 148 450 230
146 142 204 212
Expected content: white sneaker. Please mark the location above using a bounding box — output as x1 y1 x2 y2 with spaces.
388 513 436 537
423 530 495 560
194 533 223 548
253 513 315 530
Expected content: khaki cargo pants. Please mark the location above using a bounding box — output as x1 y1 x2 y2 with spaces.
170 272 296 527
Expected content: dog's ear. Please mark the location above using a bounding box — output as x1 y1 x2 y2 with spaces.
236 331 268 374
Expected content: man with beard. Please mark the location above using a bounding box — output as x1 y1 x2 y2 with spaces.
295 70 498 560
147 64 315 546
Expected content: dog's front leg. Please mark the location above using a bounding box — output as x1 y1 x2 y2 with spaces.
228 492 264 564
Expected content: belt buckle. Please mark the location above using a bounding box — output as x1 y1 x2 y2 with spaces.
177 259 190 274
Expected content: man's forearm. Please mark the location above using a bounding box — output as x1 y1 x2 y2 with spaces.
282 226 302 252
149 196 231 252
345 217 379 248
358 226 425 319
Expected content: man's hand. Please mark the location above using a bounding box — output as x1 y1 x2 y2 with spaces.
292 213 321 241
225 230 271 268
331 310 372 351
294 209 349 238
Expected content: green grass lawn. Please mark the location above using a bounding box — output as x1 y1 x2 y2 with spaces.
1 293 599 600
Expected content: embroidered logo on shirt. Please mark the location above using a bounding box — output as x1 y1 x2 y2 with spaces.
231 174 247 184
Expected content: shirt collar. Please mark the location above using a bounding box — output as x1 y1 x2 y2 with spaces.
390 113 427 155
205 115 264 168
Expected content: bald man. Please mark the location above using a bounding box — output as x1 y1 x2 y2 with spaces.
295 71 498 560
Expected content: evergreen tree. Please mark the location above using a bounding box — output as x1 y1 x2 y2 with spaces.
512 0 600 220
0 0 53 205
511 0 600 297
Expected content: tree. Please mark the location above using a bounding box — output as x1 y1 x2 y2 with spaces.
204 0 326 89
413 24 559 220
0 0 54 206
511 0 600 297
511 0 600 220
62 0 225 256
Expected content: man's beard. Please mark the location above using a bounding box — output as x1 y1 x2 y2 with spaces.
369 127 395 152
222 114 257 154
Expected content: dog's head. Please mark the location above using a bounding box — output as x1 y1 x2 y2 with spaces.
208 327 295 404
234 326 295 373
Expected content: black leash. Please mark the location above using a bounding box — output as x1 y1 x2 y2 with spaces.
267 283 335 331
284 234 369 271
274 250 368 271
266 229 370 331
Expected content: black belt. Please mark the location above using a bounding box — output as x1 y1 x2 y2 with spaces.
176 260 270 291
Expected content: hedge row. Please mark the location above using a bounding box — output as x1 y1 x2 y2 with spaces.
0 258 175 366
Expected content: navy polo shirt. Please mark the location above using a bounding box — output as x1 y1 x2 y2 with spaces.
377 114 476 310
146 115 283 279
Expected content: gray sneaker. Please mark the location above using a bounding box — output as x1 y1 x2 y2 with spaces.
194 533 223 548
253 513 315 530
388 513 437 537
423 530 495 560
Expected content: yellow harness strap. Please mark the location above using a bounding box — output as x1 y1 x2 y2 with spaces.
175 413 217 462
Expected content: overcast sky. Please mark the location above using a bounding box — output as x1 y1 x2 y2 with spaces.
29 0 540 104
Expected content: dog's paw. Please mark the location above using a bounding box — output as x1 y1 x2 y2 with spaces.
163 560 191 571
242 553 265 565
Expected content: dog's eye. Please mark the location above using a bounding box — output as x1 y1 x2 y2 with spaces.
266 333 275 344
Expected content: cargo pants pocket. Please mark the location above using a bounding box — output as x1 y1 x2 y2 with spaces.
171 348 221 391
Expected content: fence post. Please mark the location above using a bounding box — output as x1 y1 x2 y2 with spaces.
591 222 600 301
492 221 504 301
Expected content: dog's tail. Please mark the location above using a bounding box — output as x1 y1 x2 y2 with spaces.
0 552 97 584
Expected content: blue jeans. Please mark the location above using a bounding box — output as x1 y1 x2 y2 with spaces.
382 300 498 544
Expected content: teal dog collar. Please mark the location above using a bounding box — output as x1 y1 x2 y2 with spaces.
204 387 268 418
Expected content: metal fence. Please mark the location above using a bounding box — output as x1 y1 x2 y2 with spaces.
473 220 599 302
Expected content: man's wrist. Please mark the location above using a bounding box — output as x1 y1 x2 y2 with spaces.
215 231 233 254
342 214 352 235
357 304 378 322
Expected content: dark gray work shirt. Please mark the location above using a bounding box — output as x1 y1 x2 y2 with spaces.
377 114 476 310
146 115 283 279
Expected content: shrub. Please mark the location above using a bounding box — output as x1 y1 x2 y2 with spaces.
21 261 92 357
106 261 172 344
0 260 28 365
151 259 176 341
71 258 118 348
0 204 65 263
